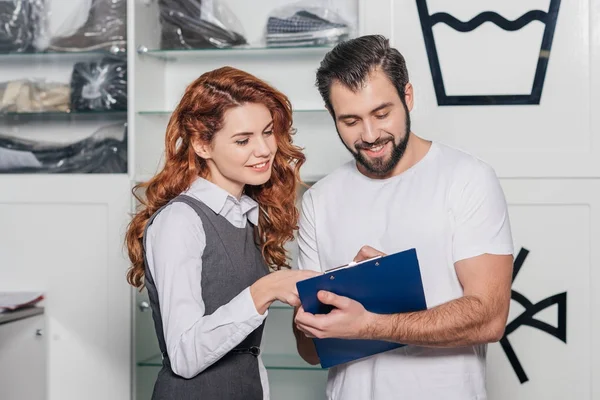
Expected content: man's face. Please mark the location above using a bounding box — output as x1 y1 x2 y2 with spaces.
329 68 413 178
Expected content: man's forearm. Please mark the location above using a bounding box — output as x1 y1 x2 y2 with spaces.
293 308 320 365
366 295 506 347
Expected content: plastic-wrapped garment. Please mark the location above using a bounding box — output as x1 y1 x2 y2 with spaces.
0 0 48 52
0 122 127 173
158 0 246 49
70 56 127 112
265 1 352 47
0 79 70 113
49 0 126 53
30 0 49 50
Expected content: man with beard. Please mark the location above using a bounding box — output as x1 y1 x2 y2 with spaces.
292 35 514 400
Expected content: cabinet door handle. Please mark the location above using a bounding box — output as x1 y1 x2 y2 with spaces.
138 301 150 312
35 329 43 336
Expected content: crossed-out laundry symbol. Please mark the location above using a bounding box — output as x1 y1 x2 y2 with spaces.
501 248 567 383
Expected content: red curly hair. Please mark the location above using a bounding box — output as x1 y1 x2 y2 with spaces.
126 66 305 288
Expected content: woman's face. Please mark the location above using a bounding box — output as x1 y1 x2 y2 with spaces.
195 102 278 197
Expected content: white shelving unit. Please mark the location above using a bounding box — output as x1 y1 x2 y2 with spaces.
129 0 362 183
0 2 131 400
128 0 376 398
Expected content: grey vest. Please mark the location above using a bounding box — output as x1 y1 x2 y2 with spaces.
143 195 269 400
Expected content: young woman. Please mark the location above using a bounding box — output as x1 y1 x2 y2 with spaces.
125 66 318 399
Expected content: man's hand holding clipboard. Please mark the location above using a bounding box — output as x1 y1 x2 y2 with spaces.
294 247 427 368
295 245 387 340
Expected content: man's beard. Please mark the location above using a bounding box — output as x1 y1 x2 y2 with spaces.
339 103 411 177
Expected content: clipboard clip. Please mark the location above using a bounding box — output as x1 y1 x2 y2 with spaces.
326 255 383 273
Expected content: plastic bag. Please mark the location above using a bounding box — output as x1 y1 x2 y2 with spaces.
158 0 247 49
0 122 127 173
70 56 127 112
0 0 49 52
265 1 353 47
0 79 70 113
49 0 127 53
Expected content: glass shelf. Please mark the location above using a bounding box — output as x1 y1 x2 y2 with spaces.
0 49 126 60
138 353 325 371
1 110 127 121
137 354 162 367
138 109 326 116
135 173 325 185
269 303 292 311
262 354 325 371
136 111 172 116
138 44 335 61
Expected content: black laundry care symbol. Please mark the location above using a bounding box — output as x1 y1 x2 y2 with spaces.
416 0 561 106
501 248 567 384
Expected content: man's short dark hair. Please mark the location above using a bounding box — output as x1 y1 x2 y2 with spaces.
316 35 410 115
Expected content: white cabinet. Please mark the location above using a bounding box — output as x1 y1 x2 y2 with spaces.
0 176 131 400
0 308 46 400
487 179 600 400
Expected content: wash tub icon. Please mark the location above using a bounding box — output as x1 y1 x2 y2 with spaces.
416 0 561 106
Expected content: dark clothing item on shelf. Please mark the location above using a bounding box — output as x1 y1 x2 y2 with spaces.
0 79 70 113
0 122 127 173
0 0 42 52
144 195 266 400
158 0 246 49
70 56 127 112
266 10 349 47
49 0 127 52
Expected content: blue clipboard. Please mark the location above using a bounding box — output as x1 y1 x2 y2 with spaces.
296 248 427 368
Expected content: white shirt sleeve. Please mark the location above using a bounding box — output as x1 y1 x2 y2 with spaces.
451 162 514 263
147 202 267 379
297 190 322 272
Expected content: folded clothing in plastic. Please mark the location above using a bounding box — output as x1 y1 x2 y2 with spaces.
49 0 127 52
158 0 246 49
266 8 350 47
0 122 127 173
0 0 47 52
70 56 127 112
0 79 70 113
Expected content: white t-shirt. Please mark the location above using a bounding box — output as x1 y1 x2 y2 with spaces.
297 141 514 400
